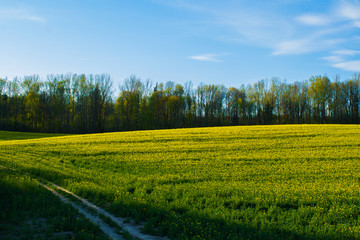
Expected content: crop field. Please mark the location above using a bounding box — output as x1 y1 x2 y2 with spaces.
0 131 66 141
1 125 360 239
0 167 111 240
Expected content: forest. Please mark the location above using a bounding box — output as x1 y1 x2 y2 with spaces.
0 73 359 133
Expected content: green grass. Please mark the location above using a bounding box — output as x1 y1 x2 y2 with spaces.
0 131 66 141
0 168 110 240
1 125 360 239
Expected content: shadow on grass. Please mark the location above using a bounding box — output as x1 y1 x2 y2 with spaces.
1 165 353 240
0 163 79 189
106 199 346 240
0 130 67 141
0 168 109 240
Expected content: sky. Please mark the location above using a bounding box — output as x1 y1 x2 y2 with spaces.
1 0 360 88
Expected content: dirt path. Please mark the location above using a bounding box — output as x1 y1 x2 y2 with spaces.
0 165 168 240
39 182 124 240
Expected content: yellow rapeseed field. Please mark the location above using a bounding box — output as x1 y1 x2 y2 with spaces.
1 125 359 239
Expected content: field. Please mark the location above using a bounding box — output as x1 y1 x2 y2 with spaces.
1 125 360 239
0 167 111 240
0 131 66 141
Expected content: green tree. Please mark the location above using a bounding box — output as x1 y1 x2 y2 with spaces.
116 75 143 130
308 76 331 123
347 74 360 123
22 75 43 130
225 87 241 125
0 78 7 128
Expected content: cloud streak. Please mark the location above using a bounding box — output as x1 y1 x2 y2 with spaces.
333 49 360 55
333 61 360 71
189 53 222 62
337 1 360 21
159 0 353 56
0 8 46 23
323 48 360 71
296 14 331 26
159 0 360 72
273 38 317 55
322 56 344 63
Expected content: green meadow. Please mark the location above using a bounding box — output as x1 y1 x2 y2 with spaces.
0 131 65 141
0 168 110 240
1 125 360 239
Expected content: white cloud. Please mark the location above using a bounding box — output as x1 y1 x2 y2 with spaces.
337 1 360 20
333 61 360 71
211 5 295 50
322 56 344 62
0 8 46 23
155 1 295 52
272 34 342 55
189 53 221 62
333 49 360 55
323 48 360 70
172 1 346 57
296 14 331 26
273 39 313 55
158 0 360 57
336 1 360 27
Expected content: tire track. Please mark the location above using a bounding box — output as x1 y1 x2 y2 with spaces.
0 165 168 240
39 182 123 240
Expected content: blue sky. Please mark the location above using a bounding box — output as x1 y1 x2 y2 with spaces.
1 0 360 88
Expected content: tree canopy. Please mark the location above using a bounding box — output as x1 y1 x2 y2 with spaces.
0 73 359 133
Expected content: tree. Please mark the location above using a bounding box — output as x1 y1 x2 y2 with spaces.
200 84 226 126
149 83 168 129
90 83 102 132
167 84 185 128
183 81 196 128
0 72 359 133
22 75 43 130
252 80 275 124
226 87 241 125
97 74 113 131
245 84 256 125
7 77 23 130
299 81 310 124
0 78 7 128
116 75 143 130
308 76 331 123
347 74 360 123
329 76 343 123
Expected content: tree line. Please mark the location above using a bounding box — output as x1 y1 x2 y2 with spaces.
0 73 359 133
